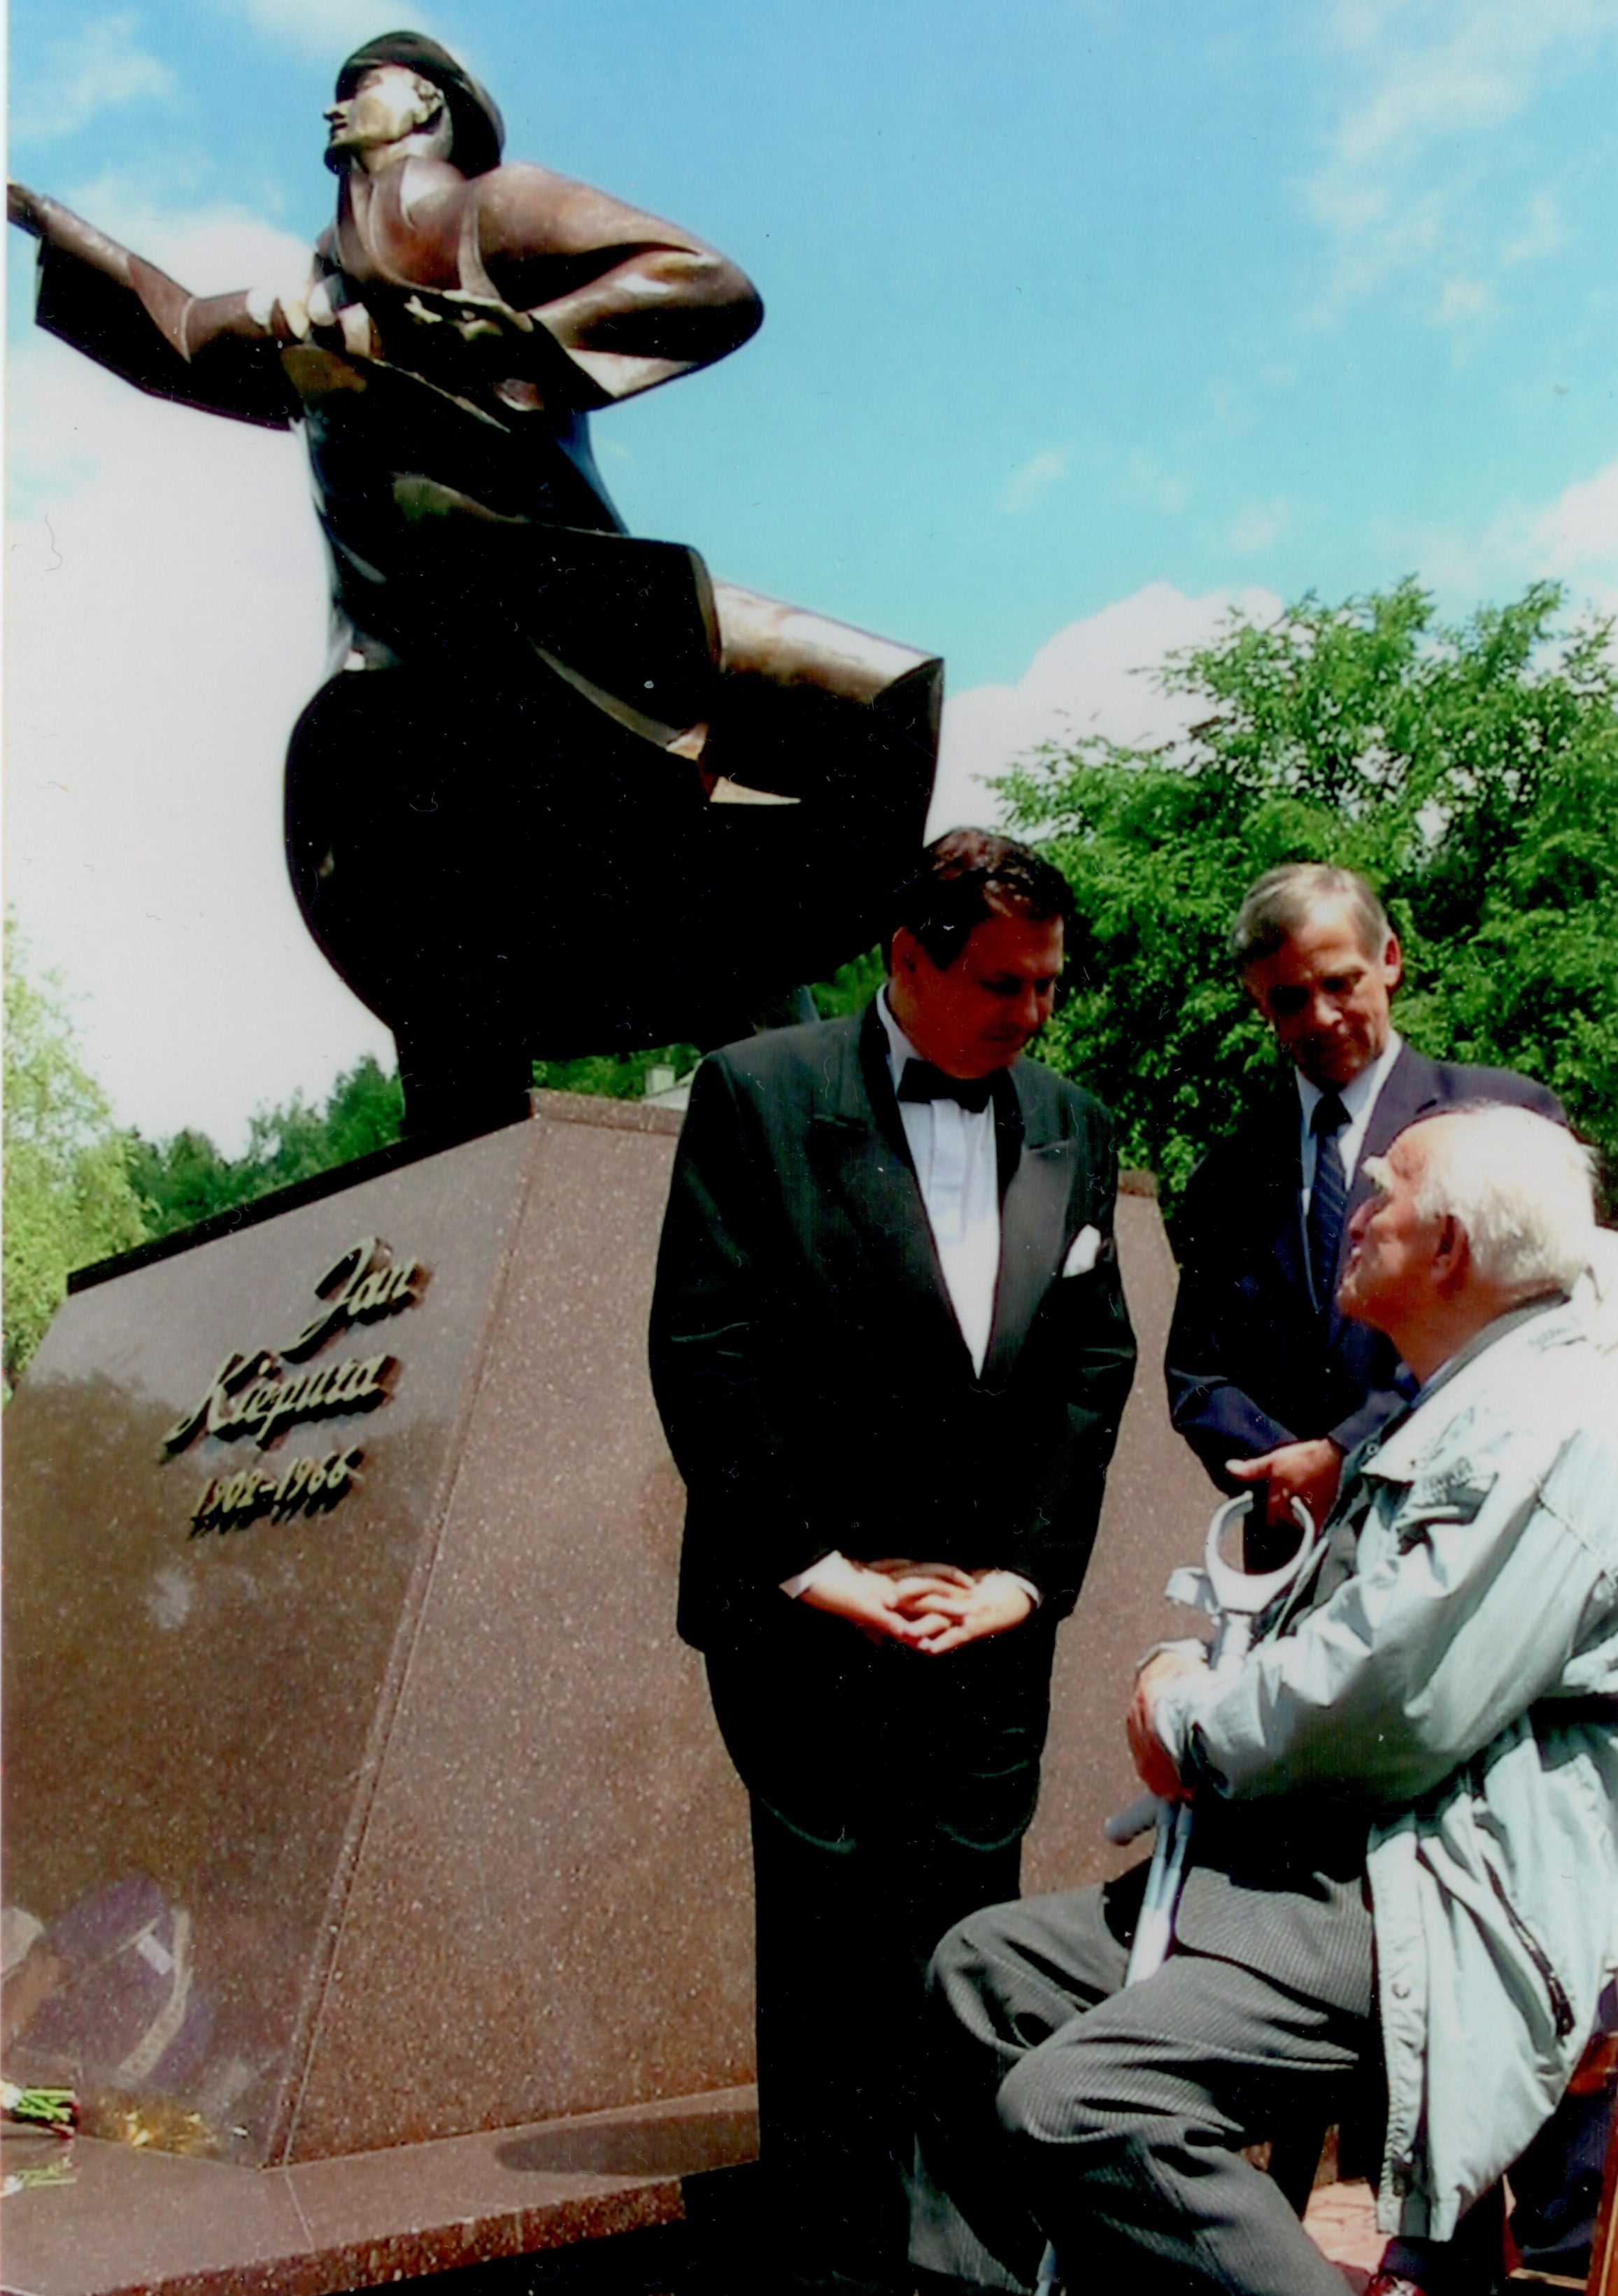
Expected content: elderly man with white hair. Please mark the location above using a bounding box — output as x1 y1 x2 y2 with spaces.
911 1105 1618 2296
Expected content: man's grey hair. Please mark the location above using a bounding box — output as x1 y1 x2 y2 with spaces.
1230 864 1392 968
1407 1106 1596 1295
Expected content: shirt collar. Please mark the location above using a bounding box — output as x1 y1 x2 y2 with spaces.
876 987 921 1086
1409 1290 1568 1410
1295 1028 1403 1128
875 990 1014 1144
1359 1290 1570 1480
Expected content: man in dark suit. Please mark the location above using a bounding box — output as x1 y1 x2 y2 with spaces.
1165 862 1561 1544
649 829 1137 2296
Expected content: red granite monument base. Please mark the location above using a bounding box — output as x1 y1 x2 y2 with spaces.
3 1092 1214 2294
1 2088 758 2296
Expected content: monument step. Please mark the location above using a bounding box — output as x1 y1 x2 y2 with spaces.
1 2084 758 2296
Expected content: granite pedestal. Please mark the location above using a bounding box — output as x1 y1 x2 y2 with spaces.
3 1092 1213 2294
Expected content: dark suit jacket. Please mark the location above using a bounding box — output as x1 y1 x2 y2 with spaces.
650 1002 1138 1651
1164 1043 1563 1488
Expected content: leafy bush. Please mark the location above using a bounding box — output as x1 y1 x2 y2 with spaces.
3 921 148 1381
1000 580 1618 1206
128 1056 406 1241
531 1043 699 1099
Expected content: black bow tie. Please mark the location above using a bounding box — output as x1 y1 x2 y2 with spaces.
897 1059 996 1115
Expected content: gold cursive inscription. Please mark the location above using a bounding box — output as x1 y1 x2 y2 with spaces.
281 1237 427 1362
159 1236 427 1462
190 1446 364 1536
161 1350 393 1457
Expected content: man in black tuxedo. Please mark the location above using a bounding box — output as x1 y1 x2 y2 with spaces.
1165 862 1561 1543
649 829 1137 2296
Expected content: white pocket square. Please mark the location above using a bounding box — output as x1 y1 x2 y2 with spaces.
1062 1224 1102 1278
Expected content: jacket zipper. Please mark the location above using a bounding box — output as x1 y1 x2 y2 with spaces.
1484 1863 1575 2040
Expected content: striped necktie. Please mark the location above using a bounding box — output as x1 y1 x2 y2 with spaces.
1307 1091 1350 1311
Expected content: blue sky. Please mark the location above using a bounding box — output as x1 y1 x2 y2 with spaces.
9 1 1618 1143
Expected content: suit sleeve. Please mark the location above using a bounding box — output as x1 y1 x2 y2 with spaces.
648 1056 826 1598
1325 1381 1417 1460
1164 1149 1298 1485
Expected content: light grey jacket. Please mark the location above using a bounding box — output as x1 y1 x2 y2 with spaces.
1156 1297 1618 2241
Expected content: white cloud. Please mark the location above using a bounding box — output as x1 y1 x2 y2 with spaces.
1329 42 1514 166
1530 460 1618 594
1119 450 1188 516
1203 377 1251 430
1304 0 1618 320
998 441 1184 522
1326 0 1618 164
213 0 449 62
1434 276 1494 327
13 15 173 144
1502 190 1567 267
1228 497 1290 553
1375 452 1618 619
998 445 1072 515
928 581 1282 839
6 294 395 1155
50 185 315 295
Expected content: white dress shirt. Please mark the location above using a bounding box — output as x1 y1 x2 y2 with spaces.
874 991 1002 1376
1295 1030 1403 1211
782 992 1040 1605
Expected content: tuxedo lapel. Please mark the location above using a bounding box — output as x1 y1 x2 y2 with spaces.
979 1063 1083 1388
804 1004 972 1374
1348 1046 1436 1203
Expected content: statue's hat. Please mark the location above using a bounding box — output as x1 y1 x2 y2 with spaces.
335 32 505 178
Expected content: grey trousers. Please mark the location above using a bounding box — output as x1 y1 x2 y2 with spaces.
911 1869 1374 2296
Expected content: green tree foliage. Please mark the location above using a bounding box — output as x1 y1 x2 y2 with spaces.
812 948 888 1019
3 922 148 1382
129 1037 716 1243
1000 579 1618 1204
4 926 897 1383
129 1056 406 1240
530 958 888 1084
531 1043 699 1099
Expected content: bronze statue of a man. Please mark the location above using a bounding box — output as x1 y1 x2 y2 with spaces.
11 34 940 1132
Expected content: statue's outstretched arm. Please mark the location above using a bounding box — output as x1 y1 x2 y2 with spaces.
8 182 296 431
469 165 763 403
